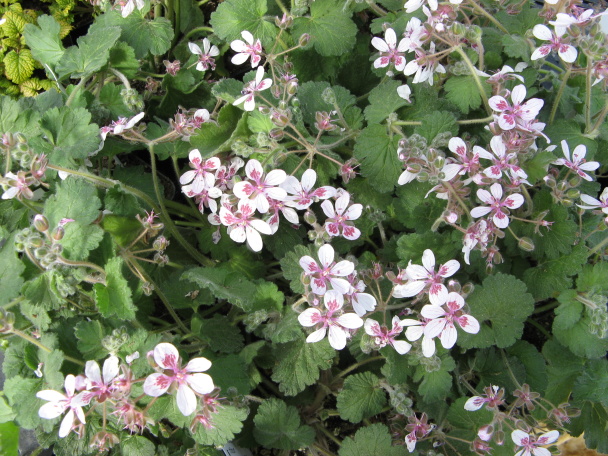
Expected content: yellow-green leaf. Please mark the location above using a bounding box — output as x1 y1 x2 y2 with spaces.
4 49 35 84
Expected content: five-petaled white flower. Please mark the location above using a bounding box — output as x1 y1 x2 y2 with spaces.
189 39 220 72
219 199 273 252
511 429 559 456
552 140 599 182
230 30 263 67
371 28 408 71
82 355 120 404
299 244 354 295
421 292 480 352
143 343 214 417
180 150 220 195
393 249 460 306
531 24 578 64
37 374 88 438
475 135 528 181
281 169 336 210
119 0 144 18
471 183 524 229
488 85 543 131
464 385 505 411
321 192 362 241
298 290 364 350
100 112 145 140
233 67 273 112
364 316 411 354
578 188 608 214
232 159 287 214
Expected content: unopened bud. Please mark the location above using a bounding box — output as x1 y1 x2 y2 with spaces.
52 226 65 241
153 236 169 251
461 282 474 296
518 237 535 252
33 214 49 232
451 22 466 36
568 176 581 188
543 175 556 188
291 97 300 108
286 81 298 95
562 198 574 207
566 188 580 200
269 128 284 141
301 272 311 285
274 152 287 165
142 282 154 296
299 33 310 47
303 210 317 225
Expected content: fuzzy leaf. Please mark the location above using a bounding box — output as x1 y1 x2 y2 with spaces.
444 76 490 114
573 359 608 407
337 372 387 423
414 110 459 143
459 273 534 349
445 397 494 443
297 81 358 127
4 376 43 430
193 315 244 354
501 34 531 60
74 320 107 359
208 355 251 395
190 104 246 157
120 436 155 456
94 257 136 320
364 79 409 124
0 234 25 306
3 49 35 84
210 0 278 48
182 265 255 310
108 41 140 78
354 124 402 193
279 244 312 294
292 0 357 56
191 405 248 446
542 339 585 404
568 401 608 454
23 15 65 67
414 355 456 402
339 423 407 456
253 399 314 450
271 338 335 396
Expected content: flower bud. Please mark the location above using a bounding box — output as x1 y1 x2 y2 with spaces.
299 33 310 47
568 176 581 188
153 236 169 251
286 81 298 95
273 152 287 165
291 97 300 108
451 22 466 36
461 282 474 296
303 210 317 225
269 128 284 141
543 175 556 188
52 226 65 241
142 282 154 296
562 198 574 207
566 188 580 200
518 237 535 252
301 272 311 285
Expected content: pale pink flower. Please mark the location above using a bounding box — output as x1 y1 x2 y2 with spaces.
119 0 144 17
447 137 482 178
345 275 377 316
364 316 411 354
405 413 433 452
1 171 35 200
233 66 272 111
37 374 87 438
219 199 272 252
233 159 286 214
180 150 220 195
299 244 354 295
266 198 299 234
549 9 602 35
82 355 120 403
230 31 263 67
403 42 446 85
578 188 608 214
393 249 460 306
321 192 362 240
100 112 144 140
488 85 543 131
402 17 426 51
188 39 219 71
471 183 524 229
371 28 408 71
552 140 599 182
298 290 363 350
421 292 480 351
143 343 214 417
464 385 505 411
531 24 577 63
281 169 336 210
400 318 436 357
481 63 527 85
462 220 491 265
475 135 528 181
511 430 559 456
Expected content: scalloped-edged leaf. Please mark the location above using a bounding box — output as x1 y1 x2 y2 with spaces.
191 405 248 446
23 15 65 67
94 257 135 320
253 399 314 450
339 423 407 456
444 76 490 114
210 0 278 48
364 80 409 124
354 124 401 193
337 372 387 423
4 49 35 84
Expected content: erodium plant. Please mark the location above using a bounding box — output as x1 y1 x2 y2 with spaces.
1 0 607 454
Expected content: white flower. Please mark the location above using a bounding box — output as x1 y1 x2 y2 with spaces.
37 374 87 438
219 199 273 252
233 67 272 111
488 85 543 131
298 290 363 350
471 183 524 229
300 244 354 295
120 0 144 18
578 188 608 214
143 343 214 416
364 316 411 354
281 169 336 210
552 140 599 182
371 28 408 71
511 429 559 456
531 24 578 64
82 355 120 403
188 39 219 72
321 192 362 241
232 159 286 214
230 30 263 67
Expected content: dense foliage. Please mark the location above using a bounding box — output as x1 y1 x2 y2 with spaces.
1 0 608 455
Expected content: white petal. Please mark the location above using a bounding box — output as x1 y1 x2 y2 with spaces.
299 308 322 327
421 336 436 357
533 24 553 40
176 384 197 416
229 226 247 244
188 42 203 55
328 325 347 350
371 36 389 53
143 373 172 396
364 318 381 336
464 396 485 411
321 199 335 218
37 390 66 403
489 95 509 112
331 260 355 277
185 357 212 373
424 317 446 339
405 325 424 341
439 260 460 277
538 430 560 444
300 169 316 191
337 313 364 329
459 314 480 334
391 340 412 355
38 402 65 419
559 45 577 63
511 430 530 446
85 361 102 385
59 409 74 438
102 356 120 384
421 249 436 271
393 280 425 298
329 278 351 295
306 327 327 343
154 342 180 369
265 169 287 186
471 206 493 218
300 255 319 274
245 226 263 252
489 183 503 200
504 193 524 209
421 304 446 320
440 323 458 348
187 373 215 395
317 244 335 268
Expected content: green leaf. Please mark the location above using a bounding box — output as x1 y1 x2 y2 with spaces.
23 15 65 67
339 423 407 456
544 120 598 158
191 405 248 446
108 41 140 79
445 397 494 443
271 338 335 396
190 104 246 157
253 399 314 450
522 150 555 184
207 354 252 395
292 0 357 56
543 339 585 404
210 0 278 48
364 80 409 124
298 81 358 127
396 231 461 267
0 397 16 424
337 372 387 423
577 262 608 293
20 300 51 331
414 111 459 143
501 35 531 61
0 421 19 455
0 97 40 137
0 234 25 306
94 257 136 320
459 273 534 349
146 395 190 428
56 24 122 79
37 107 101 168
250 280 284 313
182 265 255 310
279 244 314 294
97 9 174 59
573 359 608 407
523 244 588 301
3 49 35 84
4 377 43 430
120 435 155 456
263 308 303 344
569 401 608 454
248 109 274 133
75 320 107 359
495 5 543 34
414 354 456 402
553 289 608 359
193 315 244 354
444 76 490 114
354 124 402 193
506 341 548 394
99 83 134 118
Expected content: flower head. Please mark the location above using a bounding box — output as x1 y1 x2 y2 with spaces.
299 244 355 295
189 39 220 71
232 159 287 214
371 28 408 71
230 31 263 67
364 316 411 354
511 429 559 456
233 67 272 111
219 199 273 252
531 24 577 63
471 183 524 229
321 192 362 240
552 140 599 182
488 85 543 131
37 374 88 438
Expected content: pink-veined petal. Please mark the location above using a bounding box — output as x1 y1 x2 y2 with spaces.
85 361 102 385
511 430 530 446
187 373 215 395
440 323 458 348
185 357 212 373
337 313 364 329
364 318 381 336
559 45 577 63
531 46 551 61
464 396 486 411
176 384 197 416
342 225 361 241
331 260 355 277
504 193 524 209
493 211 510 229
458 314 480 334
328 325 347 350
393 280 425 298
154 342 180 369
352 293 376 316
537 430 559 444
488 95 509 112
299 308 322 327
300 255 319 274
143 373 172 397
439 259 460 277
429 283 448 306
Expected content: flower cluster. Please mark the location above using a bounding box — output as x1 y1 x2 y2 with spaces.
36 343 217 449
1 133 48 200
